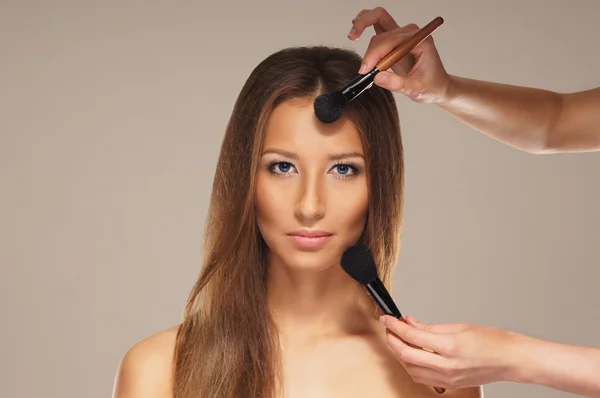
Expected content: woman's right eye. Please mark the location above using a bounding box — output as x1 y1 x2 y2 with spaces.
269 161 296 174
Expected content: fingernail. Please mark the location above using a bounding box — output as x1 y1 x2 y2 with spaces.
379 315 386 325
376 73 388 84
348 27 356 38
359 63 368 74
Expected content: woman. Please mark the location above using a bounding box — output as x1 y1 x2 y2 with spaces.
112 45 483 398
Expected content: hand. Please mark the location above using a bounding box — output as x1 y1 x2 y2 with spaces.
379 314 521 389
348 7 452 104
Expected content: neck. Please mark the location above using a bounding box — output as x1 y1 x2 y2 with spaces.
266 252 377 341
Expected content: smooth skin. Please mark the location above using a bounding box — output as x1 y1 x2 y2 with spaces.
349 7 600 154
380 315 600 397
112 98 483 397
348 6 600 398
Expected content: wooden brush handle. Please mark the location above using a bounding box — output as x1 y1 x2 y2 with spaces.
375 16 444 71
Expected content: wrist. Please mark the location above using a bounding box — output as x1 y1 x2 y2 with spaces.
503 332 549 385
435 74 460 106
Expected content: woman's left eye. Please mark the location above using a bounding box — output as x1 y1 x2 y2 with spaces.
332 164 356 175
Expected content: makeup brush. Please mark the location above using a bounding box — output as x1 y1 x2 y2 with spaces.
340 243 446 394
314 16 444 124
341 243 402 318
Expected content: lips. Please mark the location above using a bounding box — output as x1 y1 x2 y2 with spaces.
289 230 332 238
288 230 333 248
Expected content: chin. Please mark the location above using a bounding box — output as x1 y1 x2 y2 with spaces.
264 238 343 272
281 251 340 272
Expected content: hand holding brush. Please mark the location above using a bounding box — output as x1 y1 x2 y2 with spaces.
340 244 447 394
314 14 444 124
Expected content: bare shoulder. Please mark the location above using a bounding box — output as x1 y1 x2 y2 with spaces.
440 385 484 398
112 325 180 398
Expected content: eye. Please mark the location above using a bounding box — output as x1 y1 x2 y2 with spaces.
268 161 297 175
331 163 358 177
335 164 351 175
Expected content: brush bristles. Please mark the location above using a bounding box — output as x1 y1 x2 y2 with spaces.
340 243 378 285
313 91 347 124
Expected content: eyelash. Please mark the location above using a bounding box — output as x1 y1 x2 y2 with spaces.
266 159 360 179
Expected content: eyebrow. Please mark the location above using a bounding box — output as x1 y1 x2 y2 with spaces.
262 148 364 161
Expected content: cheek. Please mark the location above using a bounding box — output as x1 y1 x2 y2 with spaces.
255 178 270 229
329 181 369 235
255 175 288 234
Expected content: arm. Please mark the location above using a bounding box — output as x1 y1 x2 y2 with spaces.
380 315 600 398
349 7 600 154
112 328 177 398
510 333 600 397
440 77 600 154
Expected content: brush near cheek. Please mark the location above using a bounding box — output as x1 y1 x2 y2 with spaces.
314 16 444 124
341 243 446 394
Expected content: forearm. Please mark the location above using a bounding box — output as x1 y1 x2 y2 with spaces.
437 75 564 154
508 333 600 397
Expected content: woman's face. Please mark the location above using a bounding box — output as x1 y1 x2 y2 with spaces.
255 98 369 271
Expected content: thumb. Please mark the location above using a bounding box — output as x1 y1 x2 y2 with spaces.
373 71 422 100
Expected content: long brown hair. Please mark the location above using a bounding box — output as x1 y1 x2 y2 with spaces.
173 46 404 398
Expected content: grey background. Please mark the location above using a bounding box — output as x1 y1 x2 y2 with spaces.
1 1 599 397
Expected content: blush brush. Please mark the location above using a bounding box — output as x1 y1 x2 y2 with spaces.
314 16 444 124
340 243 446 394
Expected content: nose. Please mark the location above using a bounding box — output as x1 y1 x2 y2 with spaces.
294 172 325 223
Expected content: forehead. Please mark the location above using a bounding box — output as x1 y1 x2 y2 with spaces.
263 98 363 154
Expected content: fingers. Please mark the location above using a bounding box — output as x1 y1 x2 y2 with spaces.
374 71 407 92
402 364 455 390
385 329 446 369
405 315 467 334
348 6 399 40
359 26 420 73
405 315 425 328
351 9 369 23
348 7 424 75
374 72 418 94
373 71 428 103
381 315 452 355
385 331 466 390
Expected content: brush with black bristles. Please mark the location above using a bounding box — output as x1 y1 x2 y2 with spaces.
340 243 446 394
341 243 403 318
314 16 444 124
